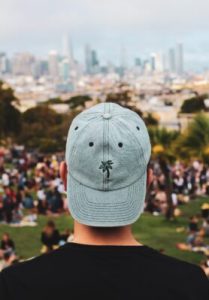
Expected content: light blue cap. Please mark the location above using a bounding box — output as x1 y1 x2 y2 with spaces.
65 102 151 227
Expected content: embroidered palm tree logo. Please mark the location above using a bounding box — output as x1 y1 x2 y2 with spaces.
99 160 114 179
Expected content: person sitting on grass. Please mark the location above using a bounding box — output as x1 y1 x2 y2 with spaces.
0 233 15 256
0 233 17 271
0 103 208 300
40 220 60 253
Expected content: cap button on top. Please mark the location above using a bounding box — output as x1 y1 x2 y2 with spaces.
102 113 112 120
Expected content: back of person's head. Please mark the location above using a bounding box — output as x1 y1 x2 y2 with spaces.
61 103 151 228
47 220 55 228
44 220 56 232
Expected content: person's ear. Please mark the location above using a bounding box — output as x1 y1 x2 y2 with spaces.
60 161 68 191
147 167 153 188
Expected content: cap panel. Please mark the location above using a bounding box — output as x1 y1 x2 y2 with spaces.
68 118 105 190
115 120 151 164
105 119 146 190
112 109 151 164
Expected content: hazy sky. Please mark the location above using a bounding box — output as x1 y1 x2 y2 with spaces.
1 0 209 70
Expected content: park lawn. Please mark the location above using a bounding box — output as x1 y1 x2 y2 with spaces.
0 197 208 265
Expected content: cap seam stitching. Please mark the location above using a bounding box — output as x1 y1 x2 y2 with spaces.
68 169 147 192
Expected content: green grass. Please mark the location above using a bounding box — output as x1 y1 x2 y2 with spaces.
0 197 209 265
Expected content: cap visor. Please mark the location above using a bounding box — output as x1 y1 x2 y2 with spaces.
67 172 147 227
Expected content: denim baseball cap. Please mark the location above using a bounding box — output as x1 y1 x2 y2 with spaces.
65 102 151 227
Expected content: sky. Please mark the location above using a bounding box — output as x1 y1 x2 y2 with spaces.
1 0 209 70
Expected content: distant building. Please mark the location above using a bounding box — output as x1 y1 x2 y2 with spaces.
91 50 99 68
150 53 163 73
48 51 59 80
31 59 48 79
12 52 35 76
150 54 156 71
39 60 49 76
119 46 128 76
62 34 74 66
85 44 92 74
60 58 70 81
0 52 9 75
56 82 74 93
168 48 176 73
176 43 184 75
143 60 152 73
135 58 141 67
85 45 99 74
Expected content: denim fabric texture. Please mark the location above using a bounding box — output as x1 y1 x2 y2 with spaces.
65 102 151 227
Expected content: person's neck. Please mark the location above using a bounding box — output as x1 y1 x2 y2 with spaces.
72 221 142 246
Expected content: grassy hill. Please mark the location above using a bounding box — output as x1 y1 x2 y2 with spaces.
0 197 208 265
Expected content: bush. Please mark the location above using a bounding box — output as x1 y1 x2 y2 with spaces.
181 94 208 113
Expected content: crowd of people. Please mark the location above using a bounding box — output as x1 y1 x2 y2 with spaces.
0 146 209 276
1 147 209 224
147 160 209 278
147 160 209 216
0 146 67 225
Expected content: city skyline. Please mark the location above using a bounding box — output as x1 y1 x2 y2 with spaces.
1 0 209 71
0 39 185 78
0 36 206 72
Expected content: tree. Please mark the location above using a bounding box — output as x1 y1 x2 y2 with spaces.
158 157 174 220
0 81 21 140
19 106 63 151
41 97 63 105
106 89 143 117
180 94 208 113
149 128 179 220
66 95 92 110
22 106 62 127
144 113 159 126
175 113 209 162
149 127 179 154
18 106 80 153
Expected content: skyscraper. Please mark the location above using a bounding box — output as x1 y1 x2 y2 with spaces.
176 43 184 75
151 53 163 72
134 58 141 67
32 59 48 79
0 52 9 75
85 45 99 74
168 48 176 73
62 34 74 65
91 50 99 68
60 58 70 81
120 46 127 70
150 53 156 71
11 53 35 76
85 44 92 74
48 50 59 80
